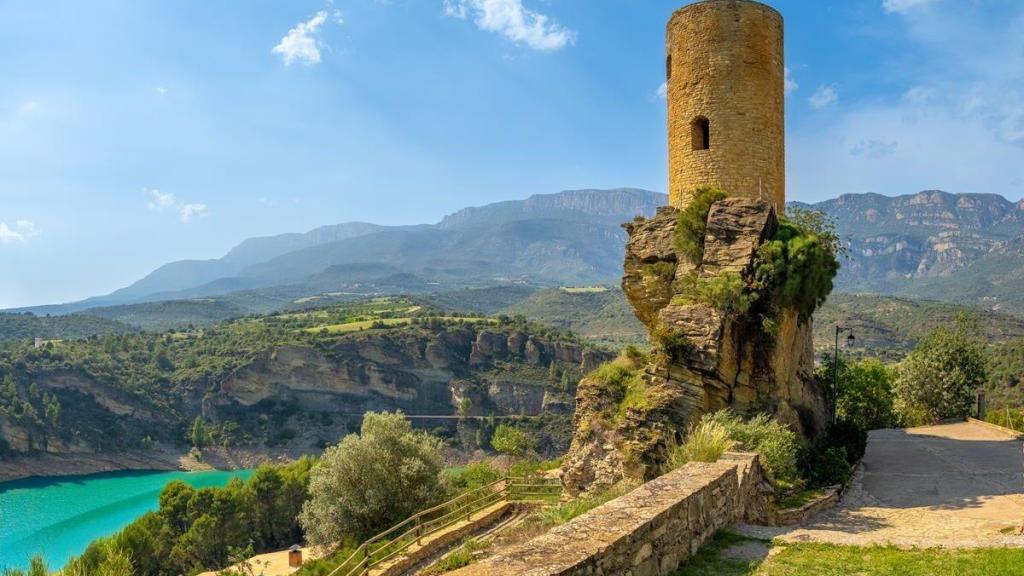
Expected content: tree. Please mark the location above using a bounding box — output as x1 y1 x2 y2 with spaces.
837 359 895 430
299 411 446 545
894 315 987 425
818 358 895 431
190 417 211 449
490 424 531 458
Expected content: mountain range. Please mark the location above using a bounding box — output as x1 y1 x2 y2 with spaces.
9 187 1024 324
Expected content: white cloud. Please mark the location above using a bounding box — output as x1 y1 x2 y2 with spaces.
0 220 38 245
882 0 939 15
179 203 208 223
155 86 168 96
273 11 330 66
145 188 176 211
443 0 576 51
656 82 667 100
145 187 208 223
809 85 838 109
784 67 798 95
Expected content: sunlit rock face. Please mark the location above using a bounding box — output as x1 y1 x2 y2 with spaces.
562 198 828 496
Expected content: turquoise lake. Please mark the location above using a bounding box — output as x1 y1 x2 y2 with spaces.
0 468 253 570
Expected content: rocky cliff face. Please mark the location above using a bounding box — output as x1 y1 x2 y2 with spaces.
562 199 829 495
0 325 610 465
806 191 1024 292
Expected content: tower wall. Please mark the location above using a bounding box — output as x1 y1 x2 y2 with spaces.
666 0 785 212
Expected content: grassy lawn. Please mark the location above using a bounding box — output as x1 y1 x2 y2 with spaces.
677 532 1024 576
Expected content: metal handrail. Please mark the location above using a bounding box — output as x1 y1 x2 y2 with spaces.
326 476 561 576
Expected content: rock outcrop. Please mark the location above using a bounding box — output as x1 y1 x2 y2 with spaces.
563 199 829 495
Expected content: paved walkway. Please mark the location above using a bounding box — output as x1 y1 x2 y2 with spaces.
741 421 1024 548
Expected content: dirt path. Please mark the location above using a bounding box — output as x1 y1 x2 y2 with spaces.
741 421 1024 548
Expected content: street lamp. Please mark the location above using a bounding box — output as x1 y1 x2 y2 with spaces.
832 325 856 425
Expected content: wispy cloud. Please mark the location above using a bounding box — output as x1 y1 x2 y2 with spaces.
179 203 208 223
849 139 899 159
656 82 667 100
784 67 798 96
145 187 175 211
882 0 939 15
273 11 331 66
809 85 838 109
443 0 576 51
144 188 207 224
0 220 38 244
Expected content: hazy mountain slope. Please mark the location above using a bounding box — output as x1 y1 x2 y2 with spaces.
804 191 1024 298
99 222 400 304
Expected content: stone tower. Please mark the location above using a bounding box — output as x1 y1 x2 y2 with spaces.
666 0 785 212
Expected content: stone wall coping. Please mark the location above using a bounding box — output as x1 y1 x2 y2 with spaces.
448 456 752 576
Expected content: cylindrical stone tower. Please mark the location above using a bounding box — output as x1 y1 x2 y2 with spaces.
666 0 785 212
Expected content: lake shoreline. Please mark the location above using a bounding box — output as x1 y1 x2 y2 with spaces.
0 446 298 484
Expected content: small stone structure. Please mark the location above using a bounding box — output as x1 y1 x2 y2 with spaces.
449 453 772 576
667 0 785 212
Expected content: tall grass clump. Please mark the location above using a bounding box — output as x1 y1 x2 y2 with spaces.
668 411 800 486
666 420 734 470
705 411 799 484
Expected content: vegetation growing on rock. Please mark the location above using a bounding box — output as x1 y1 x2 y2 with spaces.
674 186 728 265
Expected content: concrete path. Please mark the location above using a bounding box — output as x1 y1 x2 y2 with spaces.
741 421 1024 548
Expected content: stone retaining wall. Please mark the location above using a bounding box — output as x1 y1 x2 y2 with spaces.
449 453 769 576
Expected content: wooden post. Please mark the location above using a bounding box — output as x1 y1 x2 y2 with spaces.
415 516 422 545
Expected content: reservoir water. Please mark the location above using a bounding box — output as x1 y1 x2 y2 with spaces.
0 468 253 570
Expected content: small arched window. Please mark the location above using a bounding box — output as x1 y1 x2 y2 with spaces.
691 116 710 150
666 54 672 80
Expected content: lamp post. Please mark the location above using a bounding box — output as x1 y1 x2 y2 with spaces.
832 325 856 425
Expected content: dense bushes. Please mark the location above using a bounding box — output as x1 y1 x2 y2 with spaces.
299 412 447 546
752 214 840 320
894 315 987 425
63 458 313 576
668 411 800 486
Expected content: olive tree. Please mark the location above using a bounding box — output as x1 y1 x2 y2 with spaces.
894 316 987 425
299 411 446 545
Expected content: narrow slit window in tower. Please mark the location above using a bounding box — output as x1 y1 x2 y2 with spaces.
691 116 710 150
666 54 672 80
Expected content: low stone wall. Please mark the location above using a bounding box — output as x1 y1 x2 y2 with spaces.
449 453 768 576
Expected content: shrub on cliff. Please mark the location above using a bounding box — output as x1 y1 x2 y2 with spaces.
894 315 987 425
678 271 755 317
300 411 446 545
674 186 727 265
753 211 840 320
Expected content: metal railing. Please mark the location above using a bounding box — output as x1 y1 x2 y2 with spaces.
326 476 561 576
323 473 557 573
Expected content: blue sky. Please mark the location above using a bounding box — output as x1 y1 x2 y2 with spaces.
2 0 1023 308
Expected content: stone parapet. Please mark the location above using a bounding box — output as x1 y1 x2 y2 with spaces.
450 453 768 576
